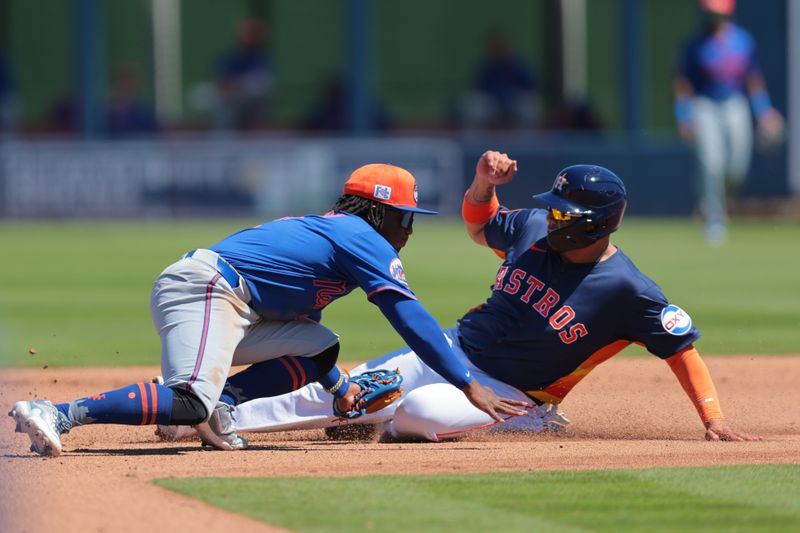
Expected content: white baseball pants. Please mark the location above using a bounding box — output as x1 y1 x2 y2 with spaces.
233 327 569 441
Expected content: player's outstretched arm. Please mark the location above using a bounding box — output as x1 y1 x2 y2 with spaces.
372 290 528 422
665 346 761 441
463 150 517 247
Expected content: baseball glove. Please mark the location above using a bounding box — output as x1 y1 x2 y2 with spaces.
333 368 404 419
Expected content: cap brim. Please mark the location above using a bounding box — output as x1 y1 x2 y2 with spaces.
533 192 587 214
393 205 438 215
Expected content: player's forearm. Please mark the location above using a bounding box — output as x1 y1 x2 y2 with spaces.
665 346 724 425
746 74 775 120
462 183 499 246
373 292 473 389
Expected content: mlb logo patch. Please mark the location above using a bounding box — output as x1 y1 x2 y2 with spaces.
660 304 692 336
374 184 392 201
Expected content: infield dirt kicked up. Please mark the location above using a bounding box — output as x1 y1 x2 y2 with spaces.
2 355 798 533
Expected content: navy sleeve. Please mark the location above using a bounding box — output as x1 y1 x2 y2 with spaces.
372 291 473 388
484 206 547 258
623 283 701 359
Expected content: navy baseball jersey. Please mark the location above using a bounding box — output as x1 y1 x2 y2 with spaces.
678 23 759 101
457 208 700 403
211 212 415 320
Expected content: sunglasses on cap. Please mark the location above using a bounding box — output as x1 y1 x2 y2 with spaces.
549 207 582 222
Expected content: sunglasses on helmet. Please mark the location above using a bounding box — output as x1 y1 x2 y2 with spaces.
549 207 582 222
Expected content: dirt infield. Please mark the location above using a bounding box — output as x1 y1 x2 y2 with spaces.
1 356 798 533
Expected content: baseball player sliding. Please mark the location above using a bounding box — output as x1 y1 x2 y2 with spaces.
162 151 760 443
10 163 525 457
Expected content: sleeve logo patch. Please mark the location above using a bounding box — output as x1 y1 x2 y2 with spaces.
389 258 408 285
374 184 392 201
660 304 692 336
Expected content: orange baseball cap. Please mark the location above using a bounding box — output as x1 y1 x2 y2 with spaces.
699 0 735 15
343 164 438 214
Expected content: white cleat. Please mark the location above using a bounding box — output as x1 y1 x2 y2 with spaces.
195 402 248 451
9 400 64 457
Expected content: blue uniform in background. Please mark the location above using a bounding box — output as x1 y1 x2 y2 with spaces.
678 23 758 101
213 212 414 321
459 208 699 402
674 20 775 244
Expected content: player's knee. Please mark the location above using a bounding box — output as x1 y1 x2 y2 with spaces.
391 386 448 442
168 387 208 425
310 341 340 376
392 384 490 442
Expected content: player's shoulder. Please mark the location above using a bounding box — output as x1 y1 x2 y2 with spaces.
505 206 548 231
327 213 398 255
729 23 754 41
607 247 663 295
500 207 549 253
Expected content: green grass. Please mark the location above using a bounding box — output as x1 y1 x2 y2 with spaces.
1 218 798 367
154 465 800 532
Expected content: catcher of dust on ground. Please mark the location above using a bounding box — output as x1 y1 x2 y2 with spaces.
1 355 798 533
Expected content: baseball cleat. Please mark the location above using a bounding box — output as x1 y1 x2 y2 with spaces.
195 402 248 451
9 400 64 457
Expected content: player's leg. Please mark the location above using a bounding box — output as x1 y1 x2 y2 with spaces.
152 256 257 450
232 342 441 432
156 317 341 446
388 382 569 442
9 255 253 456
386 329 568 441
221 318 341 404
722 94 754 193
692 97 728 243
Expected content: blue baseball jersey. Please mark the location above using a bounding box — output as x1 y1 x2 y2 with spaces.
677 22 759 101
457 208 700 402
211 213 415 320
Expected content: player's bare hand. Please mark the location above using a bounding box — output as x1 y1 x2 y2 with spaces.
757 109 785 151
333 381 362 414
476 150 518 186
461 380 529 423
704 418 762 442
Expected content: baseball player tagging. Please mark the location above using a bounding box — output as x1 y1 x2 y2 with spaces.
181 151 760 443
10 162 525 456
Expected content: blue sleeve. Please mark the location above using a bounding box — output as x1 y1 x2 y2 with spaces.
372 291 473 389
337 231 417 301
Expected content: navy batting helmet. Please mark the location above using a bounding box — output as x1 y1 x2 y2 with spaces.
533 164 627 252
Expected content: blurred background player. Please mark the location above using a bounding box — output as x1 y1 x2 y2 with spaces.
673 0 785 245
161 152 760 443
10 163 526 456
455 31 541 131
